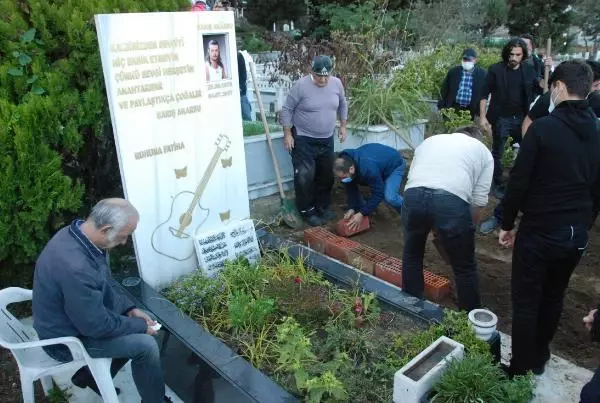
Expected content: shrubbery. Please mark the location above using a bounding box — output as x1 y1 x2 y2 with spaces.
0 0 188 280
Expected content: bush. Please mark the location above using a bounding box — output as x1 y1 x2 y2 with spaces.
0 0 188 275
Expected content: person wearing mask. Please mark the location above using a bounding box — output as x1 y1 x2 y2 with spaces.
190 0 210 11
480 59 600 234
498 60 600 378
480 38 539 199
32 198 171 403
333 144 406 230
401 126 494 312
438 48 488 120
280 55 348 226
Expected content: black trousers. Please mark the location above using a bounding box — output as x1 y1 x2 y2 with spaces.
581 366 600 403
290 131 334 215
510 225 588 375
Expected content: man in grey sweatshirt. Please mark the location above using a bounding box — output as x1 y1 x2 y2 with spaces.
32 198 170 403
279 55 349 226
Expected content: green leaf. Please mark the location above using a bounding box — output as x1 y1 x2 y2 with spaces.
18 54 33 66
31 86 46 95
12 51 21 58
35 39 44 46
21 28 36 43
26 75 38 84
7 67 24 76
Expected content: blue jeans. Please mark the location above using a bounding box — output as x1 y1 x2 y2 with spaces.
401 187 481 311
383 166 405 214
240 94 252 121
45 333 165 403
491 115 523 186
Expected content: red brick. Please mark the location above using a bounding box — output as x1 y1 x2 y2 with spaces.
375 257 403 287
303 227 337 254
335 216 371 237
347 245 389 275
423 270 451 302
325 236 360 263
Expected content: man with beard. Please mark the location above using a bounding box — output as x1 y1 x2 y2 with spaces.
333 143 407 230
479 38 539 199
498 60 600 378
480 60 600 234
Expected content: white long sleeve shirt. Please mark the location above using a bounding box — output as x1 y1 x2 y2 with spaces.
405 133 494 207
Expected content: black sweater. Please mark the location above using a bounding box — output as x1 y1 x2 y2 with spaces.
502 100 600 231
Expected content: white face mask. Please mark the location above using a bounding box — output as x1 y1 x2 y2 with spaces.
462 61 475 71
548 87 559 114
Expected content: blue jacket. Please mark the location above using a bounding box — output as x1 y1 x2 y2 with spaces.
341 144 406 216
32 220 147 341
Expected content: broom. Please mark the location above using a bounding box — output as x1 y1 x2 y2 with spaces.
248 60 303 229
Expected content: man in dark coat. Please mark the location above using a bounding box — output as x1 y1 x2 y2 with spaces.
438 48 487 120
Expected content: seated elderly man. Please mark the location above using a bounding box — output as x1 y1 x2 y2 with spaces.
32 198 171 403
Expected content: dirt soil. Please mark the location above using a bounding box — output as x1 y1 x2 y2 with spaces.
277 183 600 372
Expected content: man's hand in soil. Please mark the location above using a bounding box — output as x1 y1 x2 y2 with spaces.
347 212 364 231
344 209 356 220
499 229 516 247
584 309 597 331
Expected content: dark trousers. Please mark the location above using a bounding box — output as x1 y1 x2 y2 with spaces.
581 367 600 403
401 187 481 311
510 225 588 375
491 115 523 186
291 131 334 215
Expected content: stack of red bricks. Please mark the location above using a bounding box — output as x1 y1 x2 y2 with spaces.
304 227 450 302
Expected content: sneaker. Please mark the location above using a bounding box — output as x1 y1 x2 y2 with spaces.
480 216 500 235
493 185 505 199
71 372 121 396
317 207 336 221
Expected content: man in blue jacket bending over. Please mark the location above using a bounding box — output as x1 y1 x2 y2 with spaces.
333 143 406 230
32 198 171 403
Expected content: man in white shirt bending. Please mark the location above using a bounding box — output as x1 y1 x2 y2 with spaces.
402 126 494 311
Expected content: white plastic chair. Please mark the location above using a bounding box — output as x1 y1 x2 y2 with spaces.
0 287 119 403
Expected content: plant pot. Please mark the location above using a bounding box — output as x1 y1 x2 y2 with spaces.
244 132 294 200
468 309 498 341
335 120 427 152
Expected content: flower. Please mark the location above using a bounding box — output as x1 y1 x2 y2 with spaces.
294 276 302 284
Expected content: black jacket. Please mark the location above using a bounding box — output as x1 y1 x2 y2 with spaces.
438 65 487 116
502 100 600 231
483 62 539 124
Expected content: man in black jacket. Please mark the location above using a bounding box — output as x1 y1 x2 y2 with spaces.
438 48 487 120
498 60 600 377
480 38 540 199
480 59 600 235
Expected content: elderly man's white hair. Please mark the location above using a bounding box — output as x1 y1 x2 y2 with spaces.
88 198 139 239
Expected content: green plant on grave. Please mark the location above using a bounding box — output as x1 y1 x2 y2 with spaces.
274 316 317 389
431 353 534 403
440 108 474 133
220 257 267 296
227 291 275 333
305 370 348 403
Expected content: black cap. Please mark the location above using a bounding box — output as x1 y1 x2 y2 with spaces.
462 48 477 60
312 55 333 76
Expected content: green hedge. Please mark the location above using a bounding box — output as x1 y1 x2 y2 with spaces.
0 0 188 276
